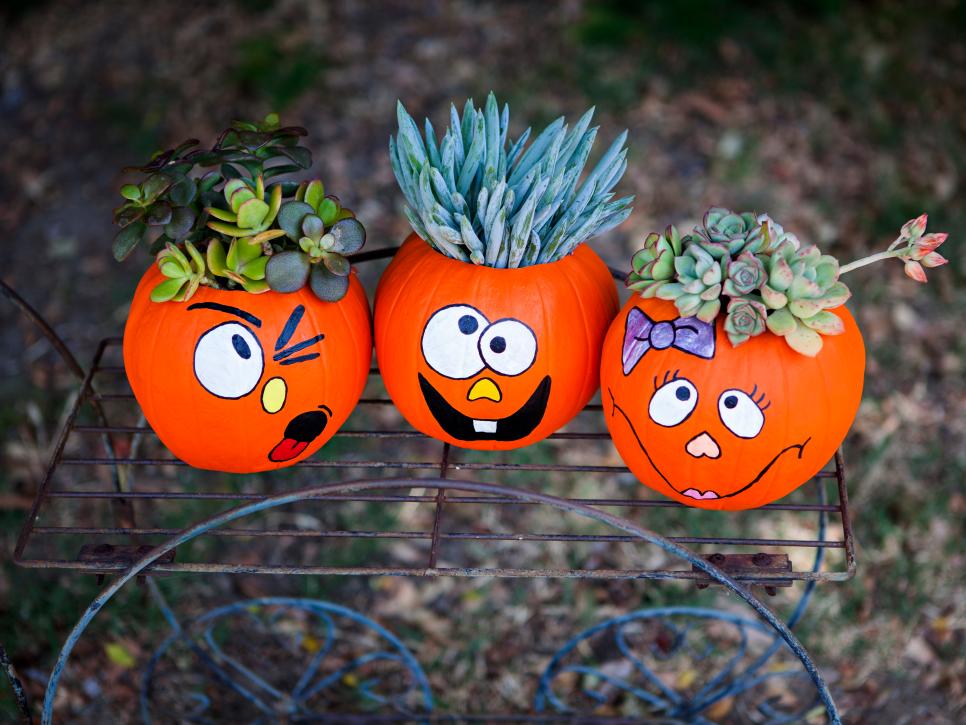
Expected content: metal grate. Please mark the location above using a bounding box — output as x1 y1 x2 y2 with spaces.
13 256 856 586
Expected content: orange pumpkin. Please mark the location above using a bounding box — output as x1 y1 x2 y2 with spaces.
374 235 619 450
123 265 372 472
600 297 865 510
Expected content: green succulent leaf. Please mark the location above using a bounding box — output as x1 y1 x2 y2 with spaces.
318 197 340 226
236 197 270 229
112 221 147 261
303 180 325 210
277 201 315 241
322 252 350 276
310 263 350 302
301 214 325 241
329 218 366 254
785 320 823 357
120 184 141 201
150 277 186 302
765 307 796 336
266 250 311 293
207 238 228 276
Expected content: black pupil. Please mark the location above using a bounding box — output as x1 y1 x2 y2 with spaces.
232 334 251 359
458 315 478 334
724 395 738 409
489 336 507 353
675 385 690 401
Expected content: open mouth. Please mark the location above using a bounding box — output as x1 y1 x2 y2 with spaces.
419 374 551 442
608 388 810 501
268 408 330 462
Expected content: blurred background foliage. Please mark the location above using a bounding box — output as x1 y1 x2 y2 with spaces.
1 0 964 721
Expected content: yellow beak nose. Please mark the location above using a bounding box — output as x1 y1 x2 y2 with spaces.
261 376 287 414
467 377 502 402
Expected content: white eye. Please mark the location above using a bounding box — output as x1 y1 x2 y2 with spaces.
718 389 765 438
193 322 264 399
479 319 537 377
421 305 488 379
648 378 698 427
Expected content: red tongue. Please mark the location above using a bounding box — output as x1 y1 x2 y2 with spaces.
269 438 309 462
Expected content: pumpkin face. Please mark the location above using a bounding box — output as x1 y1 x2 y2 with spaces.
123 265 372 472
374 235 619 450
601 297 865 509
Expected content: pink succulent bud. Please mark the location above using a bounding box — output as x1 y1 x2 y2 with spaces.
920 252 948 269
916 232 948 253
900 214 928 241
903 260 928 283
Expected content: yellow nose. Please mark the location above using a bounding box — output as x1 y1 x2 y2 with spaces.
261 376 287 414
467 377 502 402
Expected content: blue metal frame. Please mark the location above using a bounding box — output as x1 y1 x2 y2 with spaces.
40 478 841 724
534 481 829 722
139 593 433 722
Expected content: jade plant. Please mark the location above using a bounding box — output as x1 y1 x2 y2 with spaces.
112 114 365 302
628 208 950 356
390 92 633 267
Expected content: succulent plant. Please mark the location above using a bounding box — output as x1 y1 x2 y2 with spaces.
655 242 727 322
628 208 950 356
267 195 366 302
626 225 683 298
206 176 283 239
206 237 270 294
112 114 366 303
151 241 207 302
390 93 633 267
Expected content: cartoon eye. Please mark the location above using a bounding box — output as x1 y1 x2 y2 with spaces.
718 389 765 438
648 377 698 427
479 319 537 377
421 304 488 379
194 322 264 399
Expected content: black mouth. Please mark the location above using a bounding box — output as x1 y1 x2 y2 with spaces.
418 374 551 442
608 388 809 501
268 407 330 463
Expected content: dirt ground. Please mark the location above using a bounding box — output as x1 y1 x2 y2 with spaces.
1 1 964 722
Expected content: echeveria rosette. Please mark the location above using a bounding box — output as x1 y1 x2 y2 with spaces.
655 240 728 322
626 226 683 298
724 251 766 297
724 296 768 346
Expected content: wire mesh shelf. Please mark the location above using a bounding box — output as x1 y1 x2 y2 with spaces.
13 331 856 586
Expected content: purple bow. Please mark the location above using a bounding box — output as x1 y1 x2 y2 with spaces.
622 307 716 375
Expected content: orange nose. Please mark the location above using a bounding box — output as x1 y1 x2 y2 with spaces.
686 432 720 459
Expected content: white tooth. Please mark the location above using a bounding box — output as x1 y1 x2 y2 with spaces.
473 420 497 433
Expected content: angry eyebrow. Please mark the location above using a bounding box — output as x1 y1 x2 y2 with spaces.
187 302 261 328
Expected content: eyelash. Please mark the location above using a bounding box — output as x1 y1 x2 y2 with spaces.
745 383 771 411
653 369 681 390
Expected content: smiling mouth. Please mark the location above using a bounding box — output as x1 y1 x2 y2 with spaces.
268 407 330 462
608 389 810 501
419 374 551 442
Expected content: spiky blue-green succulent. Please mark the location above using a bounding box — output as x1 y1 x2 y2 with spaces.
390 93 633 267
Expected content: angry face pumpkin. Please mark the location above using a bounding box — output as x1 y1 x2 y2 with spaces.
601 297 865 510
123 265 372 472
374 235 619 450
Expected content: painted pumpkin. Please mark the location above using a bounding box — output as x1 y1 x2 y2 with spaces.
123 265 372 472
374 235 619 450
601 297 865 510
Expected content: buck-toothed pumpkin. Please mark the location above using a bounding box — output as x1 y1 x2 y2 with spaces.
123 265 372 473
374 235 619 450
600 297 865 510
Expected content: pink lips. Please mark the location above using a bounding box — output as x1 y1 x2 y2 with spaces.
682 488 720 500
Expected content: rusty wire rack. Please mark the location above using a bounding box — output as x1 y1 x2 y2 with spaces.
13 335 856 587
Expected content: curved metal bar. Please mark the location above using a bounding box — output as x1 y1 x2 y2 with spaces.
536 606 822 721
139 597 432 722
42 478 840 723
